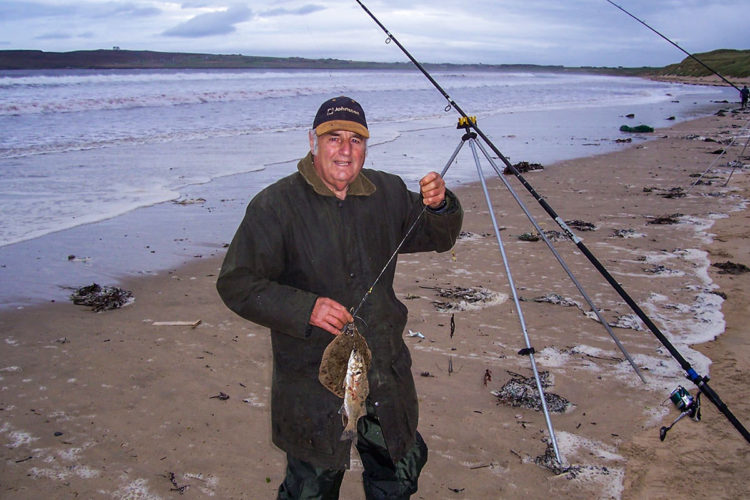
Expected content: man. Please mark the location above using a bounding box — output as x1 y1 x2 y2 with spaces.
217 96 463 499
741 85 749 109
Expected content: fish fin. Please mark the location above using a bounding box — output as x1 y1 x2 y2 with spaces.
340 428 357 442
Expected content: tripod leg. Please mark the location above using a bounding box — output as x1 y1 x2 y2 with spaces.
437 136 468 178
467 139 564 466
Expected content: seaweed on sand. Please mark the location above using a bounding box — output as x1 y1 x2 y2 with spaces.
492 371 572 413
70 283 134 312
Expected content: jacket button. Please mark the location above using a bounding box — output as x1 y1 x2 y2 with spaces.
374 401 380 407
349 272 355 278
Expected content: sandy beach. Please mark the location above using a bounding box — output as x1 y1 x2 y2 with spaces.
646 75 750 88
1 104 749 498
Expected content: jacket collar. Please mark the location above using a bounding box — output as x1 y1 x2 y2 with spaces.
298 152 376 197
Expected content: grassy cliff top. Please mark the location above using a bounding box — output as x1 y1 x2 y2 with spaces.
0 49 558 71
1 48 748 79
656 49 750 78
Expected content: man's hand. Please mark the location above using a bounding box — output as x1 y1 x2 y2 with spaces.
309 297 354 336
419 171 446 209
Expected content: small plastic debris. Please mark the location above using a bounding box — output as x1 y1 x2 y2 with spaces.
407 330 425 339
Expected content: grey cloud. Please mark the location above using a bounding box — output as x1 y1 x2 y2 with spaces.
163 5 253 38
0 1 161 21
0 1 72 20
35 32 74 40
35 30 95 41
180 1 215 7
259 4 325 17
90 3 162 18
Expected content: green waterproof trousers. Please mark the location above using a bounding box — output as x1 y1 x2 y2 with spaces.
277 402 428 500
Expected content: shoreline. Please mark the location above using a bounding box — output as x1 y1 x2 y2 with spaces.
0 78 737 311
1 108 749 497
645 74 750 88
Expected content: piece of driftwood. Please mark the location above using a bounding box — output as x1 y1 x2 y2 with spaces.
152 320 202 328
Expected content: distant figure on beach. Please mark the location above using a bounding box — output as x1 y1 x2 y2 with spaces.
741 85 749 109
217 96 463 499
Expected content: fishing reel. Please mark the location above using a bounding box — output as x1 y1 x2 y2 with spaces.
659 386 701 441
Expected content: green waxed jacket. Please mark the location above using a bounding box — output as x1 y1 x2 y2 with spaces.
217 152 463 469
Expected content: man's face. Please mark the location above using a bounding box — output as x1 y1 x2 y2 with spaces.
310 130 367 197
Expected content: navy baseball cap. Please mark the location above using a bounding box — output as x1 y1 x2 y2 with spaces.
312 96 369 138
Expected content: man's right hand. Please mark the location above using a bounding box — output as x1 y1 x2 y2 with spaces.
309 297 354 336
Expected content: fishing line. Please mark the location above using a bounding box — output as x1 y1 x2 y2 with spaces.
605 0 740 92
353 0 750 444
350 146 458 320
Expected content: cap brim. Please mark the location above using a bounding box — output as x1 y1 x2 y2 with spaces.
315 120 369 138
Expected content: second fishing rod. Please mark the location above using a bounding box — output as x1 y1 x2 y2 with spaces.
353 0 750 444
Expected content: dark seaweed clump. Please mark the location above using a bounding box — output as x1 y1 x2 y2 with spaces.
70 283 134 312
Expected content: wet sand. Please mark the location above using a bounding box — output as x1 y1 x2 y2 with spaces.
1 107 749 498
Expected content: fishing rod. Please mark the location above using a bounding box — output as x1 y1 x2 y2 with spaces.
605 0 740 92
353 0 750 444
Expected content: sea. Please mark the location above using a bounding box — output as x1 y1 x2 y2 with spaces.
0 68 736 308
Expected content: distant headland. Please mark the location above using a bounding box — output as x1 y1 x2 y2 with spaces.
1 48 748 82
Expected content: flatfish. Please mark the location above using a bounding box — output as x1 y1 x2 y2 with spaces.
318 324 371 441
319 324 371 397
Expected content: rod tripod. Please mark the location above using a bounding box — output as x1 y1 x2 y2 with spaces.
441 118 651 466
444 118 564 465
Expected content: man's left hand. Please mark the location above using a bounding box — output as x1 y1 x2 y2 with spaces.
419 171 446 209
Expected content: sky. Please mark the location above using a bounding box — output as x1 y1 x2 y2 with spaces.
0 0 747 67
